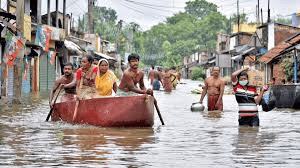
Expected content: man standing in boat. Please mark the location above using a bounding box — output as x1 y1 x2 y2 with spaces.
49 62 76 107
64 55 98 99
118 53 153 96
199 67 225 111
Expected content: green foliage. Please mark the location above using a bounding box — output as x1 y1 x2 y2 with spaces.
78 0 230 68
282 57 300 82
191 66 206 80
185 0 218 19
272 17 292 25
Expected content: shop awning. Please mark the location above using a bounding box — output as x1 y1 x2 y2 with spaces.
94 52 117 61
231 55 242 61
208 59 216 64
64 40 83 56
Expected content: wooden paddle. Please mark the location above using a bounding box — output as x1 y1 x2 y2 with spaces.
72 72 84 121
153 97 165 125
46 85 63 121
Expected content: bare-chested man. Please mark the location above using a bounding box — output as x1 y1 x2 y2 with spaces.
49 62 76 107
152 67 163 90
148 65 155 85
118 53 153 96
199 67 225 111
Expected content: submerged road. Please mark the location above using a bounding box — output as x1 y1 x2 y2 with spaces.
0 79 300 167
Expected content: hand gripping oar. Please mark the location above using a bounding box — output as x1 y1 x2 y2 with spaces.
153 97 165 125
46 85 63 121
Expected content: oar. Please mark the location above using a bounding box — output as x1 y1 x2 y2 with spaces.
72 73 84 121
46 85 63 121
153 97 165 125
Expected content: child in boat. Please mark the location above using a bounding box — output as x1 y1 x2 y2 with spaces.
95 59 118 96
118 53 153 96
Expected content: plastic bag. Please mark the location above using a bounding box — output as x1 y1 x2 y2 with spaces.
261 89 276 112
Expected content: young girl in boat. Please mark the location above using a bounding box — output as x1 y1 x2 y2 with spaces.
95 59 118 96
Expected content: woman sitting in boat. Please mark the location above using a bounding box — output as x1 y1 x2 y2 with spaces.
65 55 98 99
95 59 118 96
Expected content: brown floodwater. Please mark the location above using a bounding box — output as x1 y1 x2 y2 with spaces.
0 79 300 167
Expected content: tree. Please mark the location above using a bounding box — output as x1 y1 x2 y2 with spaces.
273 17 292 25
185 0 217 19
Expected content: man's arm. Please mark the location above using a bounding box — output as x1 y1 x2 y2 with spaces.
217 80 225 104
255 85 269 105
64 79 76 89
232 67 249 83
113 82 117 93
199 79 208 104
49 79 60 106
122 72 146 94
139 71 146 91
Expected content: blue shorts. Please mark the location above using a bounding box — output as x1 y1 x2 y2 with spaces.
152 79 160 90
239 116 259 126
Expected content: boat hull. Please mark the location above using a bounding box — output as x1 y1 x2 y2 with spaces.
52 95 154 127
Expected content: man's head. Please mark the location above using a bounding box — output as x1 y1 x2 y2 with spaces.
93 58 99 66
128 53 140 69
151 65 154 69
211 67 220 78
238 71 249 86
81 55 94 70
64 62 73 76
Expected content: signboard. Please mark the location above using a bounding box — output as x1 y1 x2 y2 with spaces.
24 15 31 42
216 54 231 68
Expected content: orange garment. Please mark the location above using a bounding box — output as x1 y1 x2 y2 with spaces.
95 70 118 96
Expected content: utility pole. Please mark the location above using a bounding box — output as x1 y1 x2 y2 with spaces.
257 0 259 23
63 0 66 29
13 0 25 103
47 0 50 25
237 0 240 45
88 0 94 34
56 0 59 28
267 0 271 23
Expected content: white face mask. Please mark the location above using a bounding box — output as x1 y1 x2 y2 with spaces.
239 80 248 86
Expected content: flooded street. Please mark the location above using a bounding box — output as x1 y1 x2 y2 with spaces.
1 79 300 167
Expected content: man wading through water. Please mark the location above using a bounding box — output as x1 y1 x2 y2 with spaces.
199 67 225 111
232 67 269 126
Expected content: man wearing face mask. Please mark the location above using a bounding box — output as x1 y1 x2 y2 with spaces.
232 67 269 126
199 67 225 111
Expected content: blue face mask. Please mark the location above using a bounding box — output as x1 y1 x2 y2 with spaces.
239 80 248 86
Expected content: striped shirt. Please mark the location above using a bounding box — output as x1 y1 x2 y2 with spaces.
233 82 258 117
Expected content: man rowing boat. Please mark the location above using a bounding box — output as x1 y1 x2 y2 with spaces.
49 62 76 107
118 53 153 96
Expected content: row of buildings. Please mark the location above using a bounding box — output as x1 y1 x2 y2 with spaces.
182 14 300 85
0 0 120 102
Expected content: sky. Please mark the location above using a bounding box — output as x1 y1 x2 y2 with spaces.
1 0 300 31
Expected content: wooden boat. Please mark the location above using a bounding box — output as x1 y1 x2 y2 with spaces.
51 95 155 127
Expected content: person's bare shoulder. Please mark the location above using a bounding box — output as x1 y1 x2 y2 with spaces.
123 69 131 76
139 69 145 77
